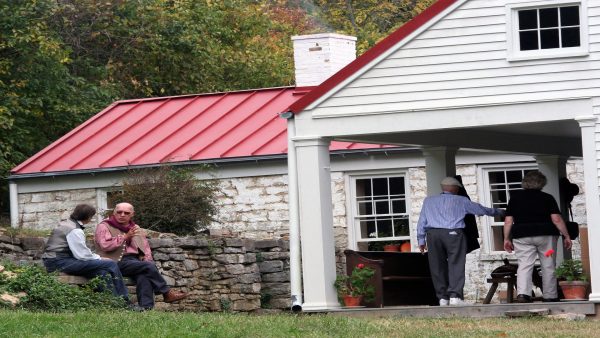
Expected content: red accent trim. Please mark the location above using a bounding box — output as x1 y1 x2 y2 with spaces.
287 0 458 114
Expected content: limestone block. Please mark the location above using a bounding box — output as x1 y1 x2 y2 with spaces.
153 253 169 261
269 298 291 309
262 282 290 296
255 240 280 249
223 247 245 254
237 272 261 284
183 259 199 271
261 272 289 283
169 254 186 261
0 236 20 245
0 243 23 253
232 299 260 311
231 283 261 294
163 275 176 286
30 193 54 203
214 254 241 264
157 247 183 254
258 261 283 273
225 264 246 275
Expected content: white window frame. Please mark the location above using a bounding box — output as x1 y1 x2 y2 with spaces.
506 0 588 61
478 163 537 255
346 170 411 251
96 187 123 219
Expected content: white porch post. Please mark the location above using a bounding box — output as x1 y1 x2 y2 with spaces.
294 136 339 310
9 181 19 228
575 115 600 302
535 155 570 260
422 146 458 195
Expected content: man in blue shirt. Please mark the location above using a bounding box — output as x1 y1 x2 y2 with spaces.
417 177 503 306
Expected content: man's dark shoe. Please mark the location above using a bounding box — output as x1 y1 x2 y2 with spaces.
163 289 188 303
542 298 560 302
516 294 533 303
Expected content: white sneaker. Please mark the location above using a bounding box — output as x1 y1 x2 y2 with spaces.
449 297 466 306
439 299 449 306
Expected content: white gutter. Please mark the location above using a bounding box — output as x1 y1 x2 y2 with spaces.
9 181 19 228
281 111 303 312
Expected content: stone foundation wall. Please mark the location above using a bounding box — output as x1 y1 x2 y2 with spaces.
0 233 290 312
17 189 97 229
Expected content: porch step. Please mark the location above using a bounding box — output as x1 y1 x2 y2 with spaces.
320 301 596 319
505 308 550 318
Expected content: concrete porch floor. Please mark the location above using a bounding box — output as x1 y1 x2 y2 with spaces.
306 301 598 319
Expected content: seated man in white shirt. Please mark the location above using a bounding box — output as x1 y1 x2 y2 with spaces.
42 204 130 302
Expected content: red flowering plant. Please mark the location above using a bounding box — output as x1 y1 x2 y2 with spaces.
333 263 376 302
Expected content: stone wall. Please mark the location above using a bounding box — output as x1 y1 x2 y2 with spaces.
0 232 290 312
17 189 97 229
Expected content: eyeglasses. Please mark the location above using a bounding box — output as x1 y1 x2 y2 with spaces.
115 211 132 215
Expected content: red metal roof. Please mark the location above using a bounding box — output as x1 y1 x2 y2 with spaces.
288 0 458 113
12 87 387 175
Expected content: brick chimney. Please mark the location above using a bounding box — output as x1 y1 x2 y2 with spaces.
291 33 357 87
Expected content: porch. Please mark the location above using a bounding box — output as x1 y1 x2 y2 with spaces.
310 301 598 319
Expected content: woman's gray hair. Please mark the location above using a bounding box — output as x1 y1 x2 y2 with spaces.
522 170 547 190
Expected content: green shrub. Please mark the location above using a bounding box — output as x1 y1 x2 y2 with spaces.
0 264 126 312
111 165 219 235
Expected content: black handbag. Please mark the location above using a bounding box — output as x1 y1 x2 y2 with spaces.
566 220 579 241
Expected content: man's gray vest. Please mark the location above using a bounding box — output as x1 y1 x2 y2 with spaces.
42 219 78 259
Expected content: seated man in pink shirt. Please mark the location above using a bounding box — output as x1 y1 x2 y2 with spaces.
95 202 187 310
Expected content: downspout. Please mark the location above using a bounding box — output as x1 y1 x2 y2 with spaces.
9 180 19 228
280 111 303 312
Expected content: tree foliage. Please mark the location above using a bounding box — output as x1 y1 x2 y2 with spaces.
1 0 434 214
112 165 219 236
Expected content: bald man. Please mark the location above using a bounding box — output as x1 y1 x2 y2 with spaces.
95 202 188 310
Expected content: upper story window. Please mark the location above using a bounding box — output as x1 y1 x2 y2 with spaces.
507 1 588 61
349 174 410 251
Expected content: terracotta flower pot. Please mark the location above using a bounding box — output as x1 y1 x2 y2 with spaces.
343 295 363 307
383 244 399 252
559 280 589 300
400 242 411 252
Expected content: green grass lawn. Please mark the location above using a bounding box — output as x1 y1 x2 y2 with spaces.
1 309 599 338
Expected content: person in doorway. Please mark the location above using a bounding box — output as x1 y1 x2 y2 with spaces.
417 177 504 306
95 202 188 310
503 170 572 303
42 204 130 303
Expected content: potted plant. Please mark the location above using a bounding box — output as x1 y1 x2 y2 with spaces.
334 263 376 307
555 259 589 300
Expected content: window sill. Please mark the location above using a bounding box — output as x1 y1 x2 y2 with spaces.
507 49 588 62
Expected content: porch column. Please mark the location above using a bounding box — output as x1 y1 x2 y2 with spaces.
422 146 458 195
293 136 339 310
575 115 600 302
9 181 19 228
535 155 570 260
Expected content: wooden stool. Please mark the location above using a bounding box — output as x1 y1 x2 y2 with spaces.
483 275 516 304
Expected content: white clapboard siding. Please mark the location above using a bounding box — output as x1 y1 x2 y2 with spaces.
311 0 600 118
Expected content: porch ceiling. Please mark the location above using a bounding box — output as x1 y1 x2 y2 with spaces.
334 120 582 157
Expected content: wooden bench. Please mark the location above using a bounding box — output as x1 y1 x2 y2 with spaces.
483 276 516 304
344 249 438 307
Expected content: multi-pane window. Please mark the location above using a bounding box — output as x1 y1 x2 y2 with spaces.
352 175 409 251
518 6 581 51
485 167 536 251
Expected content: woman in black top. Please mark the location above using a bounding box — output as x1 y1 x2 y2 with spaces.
503 171 572 303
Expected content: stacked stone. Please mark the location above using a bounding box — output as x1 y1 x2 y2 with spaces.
0 232 45 265
0 233 292 312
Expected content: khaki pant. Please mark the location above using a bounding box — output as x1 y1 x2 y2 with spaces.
513 236 558 299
